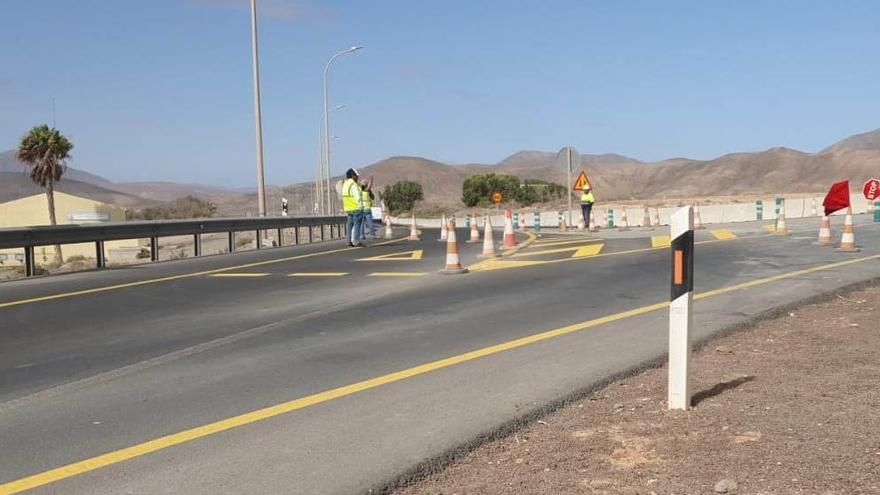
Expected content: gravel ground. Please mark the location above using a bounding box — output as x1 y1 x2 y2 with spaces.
395 286 880 495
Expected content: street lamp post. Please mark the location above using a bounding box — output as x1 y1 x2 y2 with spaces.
250 0 267 216
322 46 362 215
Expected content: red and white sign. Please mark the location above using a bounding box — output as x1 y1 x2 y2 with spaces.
863 178 880 200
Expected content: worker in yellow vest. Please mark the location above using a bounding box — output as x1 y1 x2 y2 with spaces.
341 168 365 247
360 181 377 240
580 185 595 228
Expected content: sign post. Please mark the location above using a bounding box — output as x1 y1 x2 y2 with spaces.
669 206 694 410
557 147 579 228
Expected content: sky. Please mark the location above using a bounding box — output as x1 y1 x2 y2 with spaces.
1 0 879 187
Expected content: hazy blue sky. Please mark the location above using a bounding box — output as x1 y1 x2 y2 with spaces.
2 1 879 187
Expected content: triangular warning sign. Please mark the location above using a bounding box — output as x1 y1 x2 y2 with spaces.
572 171 591 191
356 249 423 262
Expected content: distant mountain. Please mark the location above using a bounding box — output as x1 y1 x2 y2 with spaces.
820 128 880 154
0 150 116 188
0 172 157 207
496 150 641 170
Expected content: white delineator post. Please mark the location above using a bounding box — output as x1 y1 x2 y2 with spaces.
668 206 694 411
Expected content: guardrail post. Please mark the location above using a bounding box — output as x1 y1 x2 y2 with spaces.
228 232 235 253
277 228 283 246
150 237 159 262
294 226 299 245
193 234 202 257
308 225 313 243
256 231 262 250
24 246 35 277
95 241 106 268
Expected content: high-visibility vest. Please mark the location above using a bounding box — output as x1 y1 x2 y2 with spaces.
342 178 362 212
580 190 595 204
361 189 373 209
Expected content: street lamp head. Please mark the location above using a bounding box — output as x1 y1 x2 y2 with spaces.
349 45 363 52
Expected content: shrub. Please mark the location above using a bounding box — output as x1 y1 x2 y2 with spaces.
381 181 424 215
461 174 566 207
127 196 217 220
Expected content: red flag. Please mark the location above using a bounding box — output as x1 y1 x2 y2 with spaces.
823 180 850 216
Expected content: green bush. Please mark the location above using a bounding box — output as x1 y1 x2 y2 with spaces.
127 196 217 220
461 174 566 207
381 181 424 215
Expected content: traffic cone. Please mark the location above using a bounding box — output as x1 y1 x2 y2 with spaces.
776 203 790 235
694 204 704 229
480 215 499 258
408 214 420 241
642 207 651 227
438 213 448 242
837 208 859 252
577 211 586 231
589 210 599 231
518 210 527 230
503 209 518 248
652 208 661 227
817 215 832 246
384 213 393 239
466 211 481 243
439 219 468 274
618 208 630 231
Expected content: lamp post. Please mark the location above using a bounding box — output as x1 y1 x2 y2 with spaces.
314 105 346 215
322 46 362 215
250 0 267 216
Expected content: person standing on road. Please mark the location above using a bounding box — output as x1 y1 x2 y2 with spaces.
360 179 377 240
580 185 595 228
342 168 365 247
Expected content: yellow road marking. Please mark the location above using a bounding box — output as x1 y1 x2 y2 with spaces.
368 272 427 277
500 231 537 257
532 237 601 248
710 229 737 240
0 246 359 310
356 249 423 262
763 224 776 232
370 236 409 247
208 273 270 278
513 242 602 258
651 235 671 248
571 244 605 258
3 253 878 494
288 272 348 277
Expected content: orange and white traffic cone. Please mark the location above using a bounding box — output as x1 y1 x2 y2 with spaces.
618 208 630 231
480 215 499 258
577 211 586 231
408 214 420 241
817 215 832 246
503 209 518 249
589 210 599 231
776 203 790 235
439 219 468 274
384 213 394 239
438 213 448 242
518 210 527 230
837 208 859 252
466 212 481 243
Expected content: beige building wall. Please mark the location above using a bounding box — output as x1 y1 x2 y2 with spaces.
0 192 138 266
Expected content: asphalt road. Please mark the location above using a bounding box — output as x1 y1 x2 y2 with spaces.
2 216 880 494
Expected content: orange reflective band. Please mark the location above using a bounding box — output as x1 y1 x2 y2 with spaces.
674 250 683 285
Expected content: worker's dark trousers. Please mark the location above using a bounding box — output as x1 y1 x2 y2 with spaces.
581 203 593 227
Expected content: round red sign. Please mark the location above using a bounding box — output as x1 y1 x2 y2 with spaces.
863 178 880 200
491 191 503 204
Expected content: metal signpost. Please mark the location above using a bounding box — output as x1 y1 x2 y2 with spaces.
557 146 579 227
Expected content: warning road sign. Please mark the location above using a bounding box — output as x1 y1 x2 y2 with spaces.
492 191 503 204
572 171 592 191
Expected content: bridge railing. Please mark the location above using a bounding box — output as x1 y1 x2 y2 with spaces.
0 215 347 277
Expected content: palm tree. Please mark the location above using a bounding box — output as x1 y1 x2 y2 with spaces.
17 125 74 265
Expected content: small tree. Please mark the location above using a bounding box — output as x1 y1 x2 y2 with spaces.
381 181 423 215
17 125 74 265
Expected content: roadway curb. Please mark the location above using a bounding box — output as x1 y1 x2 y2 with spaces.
365 274 880 495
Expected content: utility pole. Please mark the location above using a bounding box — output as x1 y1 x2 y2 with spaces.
250 0 267 216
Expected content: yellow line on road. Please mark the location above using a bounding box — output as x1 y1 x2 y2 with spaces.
2 254 878 494
356 249 423 262
763 224 776 232
208 273 270 278
368 272 427 277
0 246 358 310
710 229 737 240
370 236 409 247
571 244 605 258
288 272 349 277
532 237 601 248
650 235 671 248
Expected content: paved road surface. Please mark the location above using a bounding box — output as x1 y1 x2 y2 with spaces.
1 215 879 494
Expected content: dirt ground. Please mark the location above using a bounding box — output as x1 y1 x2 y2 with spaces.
395 286 880 495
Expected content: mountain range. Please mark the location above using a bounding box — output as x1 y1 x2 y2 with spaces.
2 128 880 214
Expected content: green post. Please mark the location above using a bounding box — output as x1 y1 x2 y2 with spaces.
513 212 519 228
756 200 763 221
534 210 541 237
775 197 782 228
874 201 880 222
465 214 471 229
607 208 615 228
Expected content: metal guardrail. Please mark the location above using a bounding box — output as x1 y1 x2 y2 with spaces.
0 215 347 277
